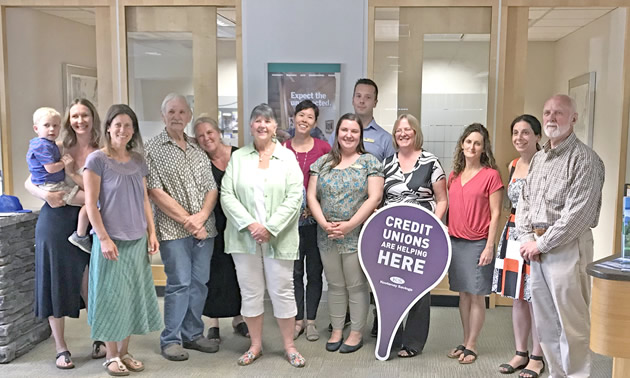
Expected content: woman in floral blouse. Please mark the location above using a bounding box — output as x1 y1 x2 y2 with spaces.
307 113 384 354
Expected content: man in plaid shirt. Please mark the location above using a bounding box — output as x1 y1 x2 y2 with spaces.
516 94 604 378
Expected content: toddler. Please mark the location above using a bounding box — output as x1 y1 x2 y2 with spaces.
26 107 91 253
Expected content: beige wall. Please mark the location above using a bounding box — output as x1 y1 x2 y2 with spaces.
554 8 626 260
525 8 627 260
7 8 97 210
524 41 555 120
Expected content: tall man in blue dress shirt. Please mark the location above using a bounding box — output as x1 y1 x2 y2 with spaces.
329 78 395 161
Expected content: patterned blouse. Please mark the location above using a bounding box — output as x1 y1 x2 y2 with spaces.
383 150 445 212
310 153 383 254
145 129 217 241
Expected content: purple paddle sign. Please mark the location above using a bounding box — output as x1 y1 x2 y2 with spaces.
359 203 451 361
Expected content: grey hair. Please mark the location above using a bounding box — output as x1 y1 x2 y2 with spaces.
549 94 577 114
193 115 221 135
249 103 277 124
161 93 191 116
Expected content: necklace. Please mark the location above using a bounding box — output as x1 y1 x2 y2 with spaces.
258 144 274 162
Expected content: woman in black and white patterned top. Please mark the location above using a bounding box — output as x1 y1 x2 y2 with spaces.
382 114 448 358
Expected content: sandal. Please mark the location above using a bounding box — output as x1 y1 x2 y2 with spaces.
499 350 529 374
103 356 130 376
207 327 221 343
520 354 545 378
398 345 419 358
447 344 465 359
285 351 306 368
121 353 144 372
55 350 74 369
459 349 478 364
233 322 250 338
92 340 106 359
237 349 263 366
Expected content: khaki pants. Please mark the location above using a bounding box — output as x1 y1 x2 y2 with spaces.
320 244 369 332
531 230 593 378
232 244 297 319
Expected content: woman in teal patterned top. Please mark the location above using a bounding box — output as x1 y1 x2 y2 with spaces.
307 113 384 354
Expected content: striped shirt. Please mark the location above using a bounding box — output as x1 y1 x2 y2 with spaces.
515 132 604 253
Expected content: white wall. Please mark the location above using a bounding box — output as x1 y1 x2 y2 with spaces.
6 8 97 210
525 9 626 259
242 0 367 144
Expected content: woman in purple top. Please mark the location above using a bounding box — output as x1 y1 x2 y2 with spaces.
84 104 162 376
283 100 331 341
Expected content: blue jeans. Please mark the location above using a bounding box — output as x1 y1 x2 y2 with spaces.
159 236 214 348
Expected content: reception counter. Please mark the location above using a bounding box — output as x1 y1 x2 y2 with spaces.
587 254 630 378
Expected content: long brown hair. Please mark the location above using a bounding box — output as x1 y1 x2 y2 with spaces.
452 123 497 176
62 98 101 149
321 113 365 174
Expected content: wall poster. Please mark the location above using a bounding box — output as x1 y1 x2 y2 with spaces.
268 63 340 143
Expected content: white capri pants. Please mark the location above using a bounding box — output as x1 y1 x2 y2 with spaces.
232 244 297 319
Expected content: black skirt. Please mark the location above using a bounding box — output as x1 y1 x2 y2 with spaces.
202 232 242 318
34 203 90 319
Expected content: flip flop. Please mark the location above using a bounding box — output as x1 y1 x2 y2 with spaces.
55 350 74 369
447 344 465 358
459 349 478 364
121 353 144 372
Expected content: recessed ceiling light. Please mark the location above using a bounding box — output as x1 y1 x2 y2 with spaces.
145 51 162 56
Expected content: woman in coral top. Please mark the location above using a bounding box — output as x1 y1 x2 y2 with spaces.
446 123 503 365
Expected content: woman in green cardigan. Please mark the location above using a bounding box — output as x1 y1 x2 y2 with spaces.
221 103 305 368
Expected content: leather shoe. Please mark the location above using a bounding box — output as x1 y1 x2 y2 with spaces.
182 336 219 353
325 338 344 352
339 339 363 353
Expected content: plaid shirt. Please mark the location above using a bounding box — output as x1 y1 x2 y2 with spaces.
515 132 604 253
145 129 217 241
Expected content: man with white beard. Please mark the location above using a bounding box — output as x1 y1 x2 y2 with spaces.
515 94 604 378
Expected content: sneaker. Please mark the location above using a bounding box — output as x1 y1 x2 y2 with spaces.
182 336 219 353
68 232 92 254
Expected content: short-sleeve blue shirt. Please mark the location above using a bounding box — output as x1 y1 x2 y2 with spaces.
26 137 65 185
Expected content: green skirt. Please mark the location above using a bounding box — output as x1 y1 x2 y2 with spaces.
88 235 162 341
